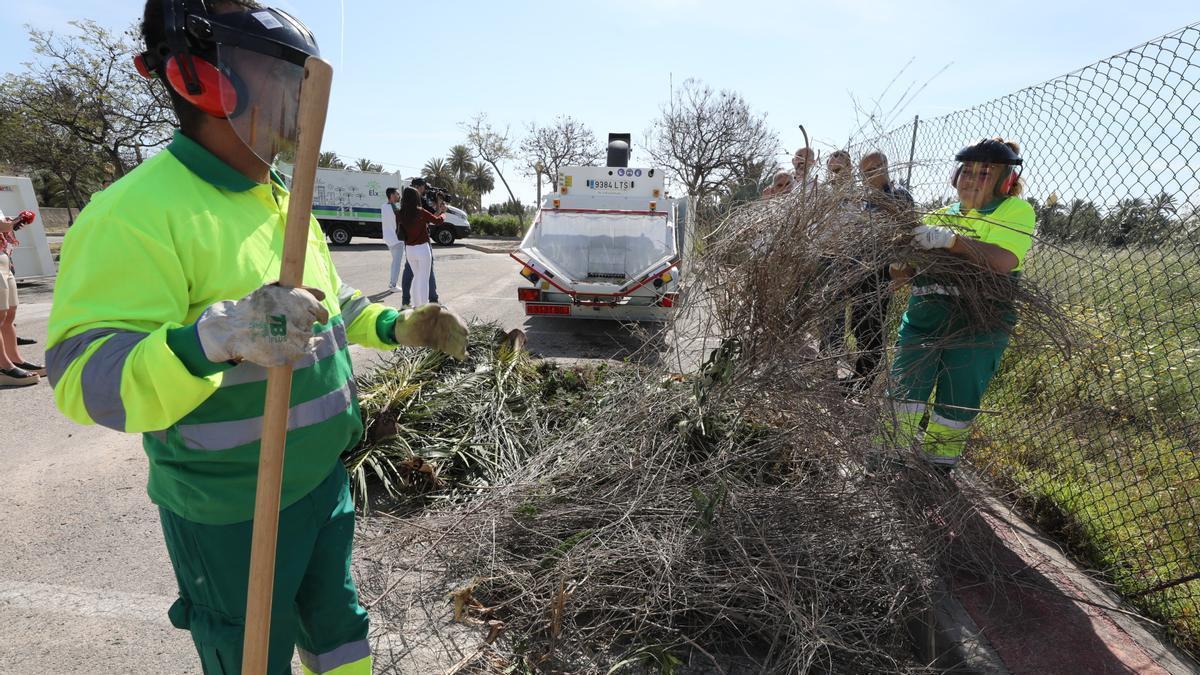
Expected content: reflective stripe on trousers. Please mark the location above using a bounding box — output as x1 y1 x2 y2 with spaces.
298 640 372 675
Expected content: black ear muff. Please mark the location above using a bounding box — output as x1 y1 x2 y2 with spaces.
164 54 246 118
950 165 962 188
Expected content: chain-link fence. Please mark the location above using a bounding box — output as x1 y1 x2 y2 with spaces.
860 23 1200 652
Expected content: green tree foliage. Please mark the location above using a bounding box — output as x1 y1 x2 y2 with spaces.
446 144 475 182
352 157 383 172
318 151 345 169
422 157 455 188
466 163 495 212
0 20 174 209
1029 192 1184 248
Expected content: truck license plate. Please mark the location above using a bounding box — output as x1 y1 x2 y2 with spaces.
526 303 571 316
586 179 635 192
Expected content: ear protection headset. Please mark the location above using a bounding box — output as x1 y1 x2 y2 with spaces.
949 138 1023 197
134 0 247 118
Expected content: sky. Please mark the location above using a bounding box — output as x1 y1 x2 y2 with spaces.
2 1 1197 206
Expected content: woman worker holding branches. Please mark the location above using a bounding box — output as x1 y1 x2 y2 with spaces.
883 137 1036 471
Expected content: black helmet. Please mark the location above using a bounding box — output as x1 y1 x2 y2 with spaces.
137 1 323 164
954 138 1022 166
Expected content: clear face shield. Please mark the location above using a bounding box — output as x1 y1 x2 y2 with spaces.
954 160 1011 200
216 44 307 165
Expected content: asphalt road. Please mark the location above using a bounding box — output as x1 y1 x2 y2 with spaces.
0 241 672 674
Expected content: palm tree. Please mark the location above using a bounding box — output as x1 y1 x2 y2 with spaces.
422 158 455 188
446 144 475 181
353 157 383 172
318 151 345 169
1108 197 1147 247
452 179 479 213
466 163 495 211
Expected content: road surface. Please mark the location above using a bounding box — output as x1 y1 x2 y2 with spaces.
0 242 674 674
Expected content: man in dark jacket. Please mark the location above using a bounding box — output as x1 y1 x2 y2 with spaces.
847 151 913 388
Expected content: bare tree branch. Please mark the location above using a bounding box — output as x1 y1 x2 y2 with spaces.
519 116 604 192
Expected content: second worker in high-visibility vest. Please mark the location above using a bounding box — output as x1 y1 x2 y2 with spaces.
883 137 1036 471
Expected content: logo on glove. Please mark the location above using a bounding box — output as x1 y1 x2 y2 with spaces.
250 314 290 343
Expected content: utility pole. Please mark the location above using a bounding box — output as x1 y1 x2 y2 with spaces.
535 161 544 206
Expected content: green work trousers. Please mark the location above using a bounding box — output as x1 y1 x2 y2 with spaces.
885 293 1012 465
159 463 371 675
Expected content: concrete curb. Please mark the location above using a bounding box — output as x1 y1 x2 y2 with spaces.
460 242 517 255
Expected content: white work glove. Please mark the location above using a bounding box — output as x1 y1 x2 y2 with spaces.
394 304 469 361
197 284 330 367
911 224 957 250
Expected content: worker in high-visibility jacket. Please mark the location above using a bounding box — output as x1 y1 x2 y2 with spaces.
45 2 467 674
883 137 1035 470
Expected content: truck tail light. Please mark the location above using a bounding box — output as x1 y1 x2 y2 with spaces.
518 287 541 302
659 293 678 308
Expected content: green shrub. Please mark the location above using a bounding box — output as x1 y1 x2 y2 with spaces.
469 213 523 237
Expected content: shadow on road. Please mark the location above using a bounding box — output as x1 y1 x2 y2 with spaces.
521 316 669 365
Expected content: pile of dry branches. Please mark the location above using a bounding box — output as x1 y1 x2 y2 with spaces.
355 182 1077 673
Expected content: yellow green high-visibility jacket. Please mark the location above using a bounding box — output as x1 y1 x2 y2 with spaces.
47 130 404 525
912 196 1036 297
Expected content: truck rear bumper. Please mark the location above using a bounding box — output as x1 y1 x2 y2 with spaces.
523 301 672 322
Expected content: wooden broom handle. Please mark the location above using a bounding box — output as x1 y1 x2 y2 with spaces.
242 56 334 675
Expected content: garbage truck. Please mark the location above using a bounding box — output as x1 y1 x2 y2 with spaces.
277 164 472 246
511 134 686 321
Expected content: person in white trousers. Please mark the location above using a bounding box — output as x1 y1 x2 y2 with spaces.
397 179 442 306
380 187 404 292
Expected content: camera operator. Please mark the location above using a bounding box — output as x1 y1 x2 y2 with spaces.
0 210 44 386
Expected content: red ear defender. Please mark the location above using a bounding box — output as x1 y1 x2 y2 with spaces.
164 55 240 118
133 53 154 80
999 167 1019 196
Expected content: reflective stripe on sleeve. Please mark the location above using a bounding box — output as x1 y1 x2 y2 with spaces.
338 283 370 327
45 327 125 388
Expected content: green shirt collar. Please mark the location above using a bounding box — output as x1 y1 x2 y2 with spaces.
947 197 1005 216
166 130 286 193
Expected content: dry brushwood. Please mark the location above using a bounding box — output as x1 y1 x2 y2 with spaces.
355 180 1080 673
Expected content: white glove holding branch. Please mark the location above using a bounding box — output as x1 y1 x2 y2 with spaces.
911 224 957 250
197 284 330 367
394 304 469 361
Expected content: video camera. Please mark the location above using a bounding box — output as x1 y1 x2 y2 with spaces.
423 186 453 208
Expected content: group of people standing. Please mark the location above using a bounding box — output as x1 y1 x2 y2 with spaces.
764 138 1036 473
381 177 444 306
